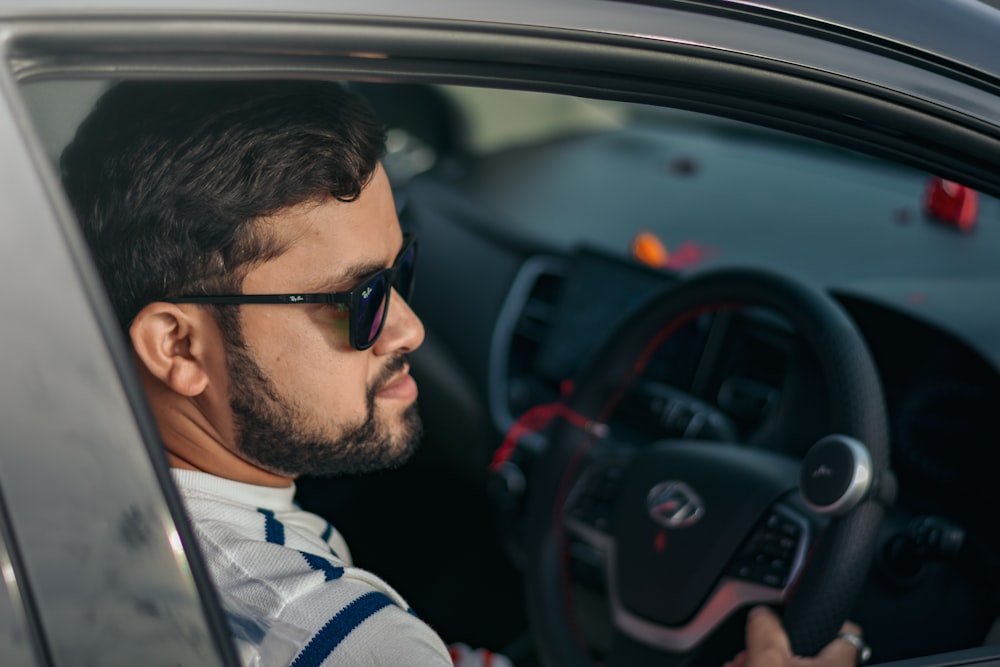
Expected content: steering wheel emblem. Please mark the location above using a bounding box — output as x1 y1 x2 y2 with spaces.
647 481 705 529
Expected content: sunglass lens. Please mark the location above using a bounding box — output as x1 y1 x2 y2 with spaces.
397 241 417 301
355 273 389 348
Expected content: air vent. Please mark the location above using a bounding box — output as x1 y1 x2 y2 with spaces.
512 270 564 359
488 256 566 433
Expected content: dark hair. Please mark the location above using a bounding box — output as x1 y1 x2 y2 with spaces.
61 79 386 329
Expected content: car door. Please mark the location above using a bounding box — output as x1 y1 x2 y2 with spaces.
0 25 238 667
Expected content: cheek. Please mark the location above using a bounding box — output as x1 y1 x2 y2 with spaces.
298 363 375 431
314 304 351 343
242 312 373 414
272 350 373 421
244 307 350 363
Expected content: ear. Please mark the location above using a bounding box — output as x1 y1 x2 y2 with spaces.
129 302 215 397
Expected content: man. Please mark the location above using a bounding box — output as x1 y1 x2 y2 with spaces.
60 79 863 666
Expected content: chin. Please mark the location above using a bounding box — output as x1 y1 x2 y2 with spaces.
390 404 424 452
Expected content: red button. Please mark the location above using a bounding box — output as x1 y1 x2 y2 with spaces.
924 177 978 231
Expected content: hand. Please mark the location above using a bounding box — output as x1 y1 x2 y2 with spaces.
448 642 513 667
724 606 866 667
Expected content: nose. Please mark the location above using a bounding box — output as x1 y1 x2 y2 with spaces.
371 287 424 355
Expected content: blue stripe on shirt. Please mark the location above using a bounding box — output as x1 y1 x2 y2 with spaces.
320 522 341 559
225 610 267 645
300 551 344 582
257 508 285 545
290 591 395 667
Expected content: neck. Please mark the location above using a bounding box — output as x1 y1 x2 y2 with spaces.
166 448 294 488
146 378 294 488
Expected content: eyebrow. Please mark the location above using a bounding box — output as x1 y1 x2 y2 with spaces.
307 237 407 294
308 259 386 294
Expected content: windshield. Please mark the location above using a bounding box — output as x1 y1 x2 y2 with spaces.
432 86 999 290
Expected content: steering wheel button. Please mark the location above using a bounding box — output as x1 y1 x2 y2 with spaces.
761 541 792 558
761 572 785 588
779 520 800 537
801 435 874 515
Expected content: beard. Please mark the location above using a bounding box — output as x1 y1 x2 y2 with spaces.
221 328 422 478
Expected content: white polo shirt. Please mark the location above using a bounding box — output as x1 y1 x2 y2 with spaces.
172 469 455 666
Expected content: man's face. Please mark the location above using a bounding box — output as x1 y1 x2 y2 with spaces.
220 166 426 477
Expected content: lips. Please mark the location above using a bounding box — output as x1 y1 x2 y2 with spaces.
375 368 418 401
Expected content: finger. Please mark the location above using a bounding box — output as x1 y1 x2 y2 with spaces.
724 650 747 667
838 620 862 637
813 628 865 667
745 606 792 658
810 641 858 667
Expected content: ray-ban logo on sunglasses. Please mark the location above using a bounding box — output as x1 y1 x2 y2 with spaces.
288 295 304 302
362 286 373 299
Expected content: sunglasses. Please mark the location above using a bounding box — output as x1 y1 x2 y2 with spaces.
165 235 417 351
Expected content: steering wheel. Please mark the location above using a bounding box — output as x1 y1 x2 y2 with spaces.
523 267 891 667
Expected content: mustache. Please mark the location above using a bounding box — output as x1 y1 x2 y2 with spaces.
371 354 411 392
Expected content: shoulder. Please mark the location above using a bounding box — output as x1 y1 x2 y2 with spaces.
172 470 351 561
189 514 451 666
170 471 451 664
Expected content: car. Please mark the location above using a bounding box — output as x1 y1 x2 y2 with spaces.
3 0 1000 665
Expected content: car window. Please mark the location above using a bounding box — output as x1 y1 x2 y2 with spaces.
26 78 993 294
16 71 1000 667
20 80 109 166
